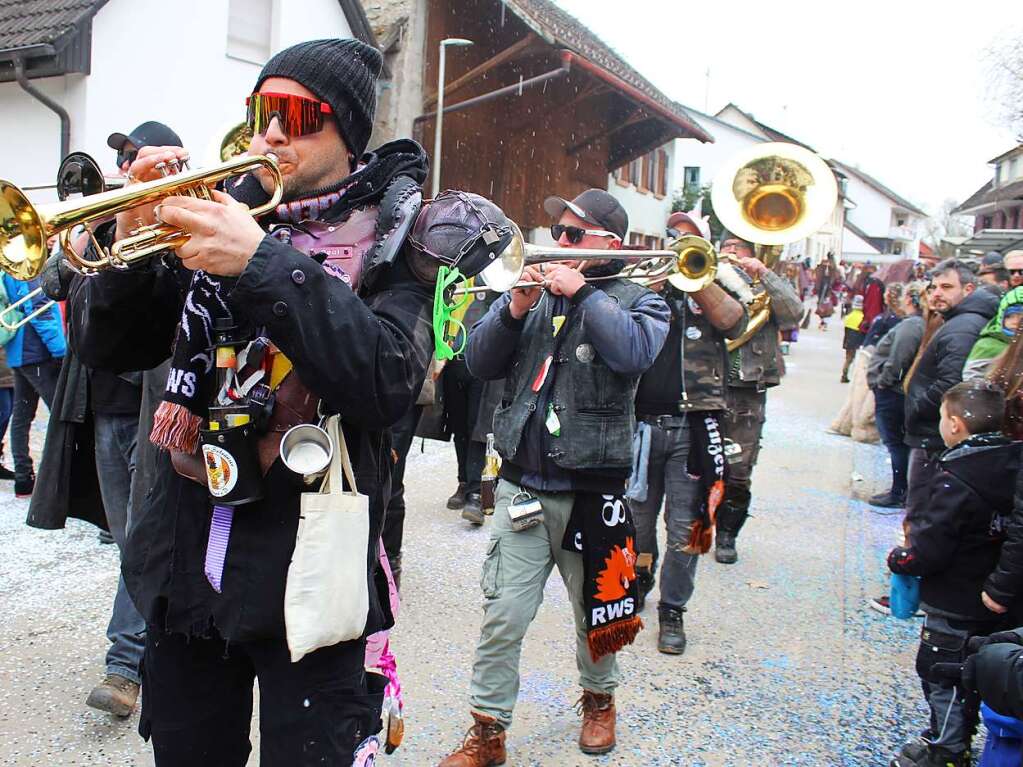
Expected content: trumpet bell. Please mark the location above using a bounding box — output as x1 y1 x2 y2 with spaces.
711 142 838 246
479 221 525 292
56 152 112 201
0 181 47 281
667 234 717 293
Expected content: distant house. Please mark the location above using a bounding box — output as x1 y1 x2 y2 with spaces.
952 144 1023 255
672 103 849 265
832 160 926 263
0 0 374 202
364 0 712 241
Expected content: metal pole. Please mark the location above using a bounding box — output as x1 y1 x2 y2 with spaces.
431 42 446 199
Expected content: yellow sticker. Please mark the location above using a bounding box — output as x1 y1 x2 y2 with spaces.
552 315 566 337
269 353 293 390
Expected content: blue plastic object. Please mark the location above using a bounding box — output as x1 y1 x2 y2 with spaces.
889 573 921 619
979 702 1023 767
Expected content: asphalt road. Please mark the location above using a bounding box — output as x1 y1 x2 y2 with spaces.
0 320 926 766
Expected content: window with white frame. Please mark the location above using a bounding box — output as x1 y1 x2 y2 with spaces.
227 0 273 63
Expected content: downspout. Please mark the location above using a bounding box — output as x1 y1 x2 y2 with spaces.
13 55 70 160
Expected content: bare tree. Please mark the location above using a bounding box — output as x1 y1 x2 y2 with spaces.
923 198 973 257
984 30 1023 141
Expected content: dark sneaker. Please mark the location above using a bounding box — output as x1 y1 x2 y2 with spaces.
715 531 738 564
869 491 906 509
85 674 140 717
446 482 468 510
98 530 115 545
461 493 484 526
890 743 969 767
870 594 923 618
14 474 34 498
0 464 14 481
657 606 687 655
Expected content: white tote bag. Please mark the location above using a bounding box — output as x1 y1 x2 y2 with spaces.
285 415 369 662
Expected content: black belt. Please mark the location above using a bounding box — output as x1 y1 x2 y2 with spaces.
639 414 687 429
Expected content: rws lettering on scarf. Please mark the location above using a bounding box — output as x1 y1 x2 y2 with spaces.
592 597 635 626
166 368 197 398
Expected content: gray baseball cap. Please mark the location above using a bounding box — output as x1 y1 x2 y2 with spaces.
543 188 628 240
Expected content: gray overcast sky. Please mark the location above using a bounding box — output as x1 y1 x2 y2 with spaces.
552 0 1020 217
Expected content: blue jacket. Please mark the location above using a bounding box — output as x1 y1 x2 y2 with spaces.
2 275 66 368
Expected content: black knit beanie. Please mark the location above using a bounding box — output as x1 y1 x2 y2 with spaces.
254 38 382 160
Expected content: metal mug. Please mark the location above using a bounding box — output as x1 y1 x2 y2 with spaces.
280 422 334 481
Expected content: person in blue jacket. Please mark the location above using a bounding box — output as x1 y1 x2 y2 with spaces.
1 269 66 497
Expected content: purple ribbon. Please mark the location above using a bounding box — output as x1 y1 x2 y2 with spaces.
204 504 234 593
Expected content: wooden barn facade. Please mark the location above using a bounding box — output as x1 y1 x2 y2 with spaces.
368 0 712 234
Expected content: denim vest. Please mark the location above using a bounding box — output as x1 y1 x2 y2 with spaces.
493 279 650 471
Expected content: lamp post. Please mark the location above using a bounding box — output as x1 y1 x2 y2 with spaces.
432 37 474 199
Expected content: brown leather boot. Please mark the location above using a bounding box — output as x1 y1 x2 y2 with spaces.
85 674 140 717
577 690 616 754
437 712 507 767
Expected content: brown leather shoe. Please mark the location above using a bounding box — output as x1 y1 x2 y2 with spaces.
437 711 507 767
577 689 616 754
85 673 140 717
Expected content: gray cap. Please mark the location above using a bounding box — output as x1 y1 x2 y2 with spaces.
543 189 628 239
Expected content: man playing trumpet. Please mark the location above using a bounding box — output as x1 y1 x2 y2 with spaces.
439 189 669 764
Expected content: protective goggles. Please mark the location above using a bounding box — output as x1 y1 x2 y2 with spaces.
246 92 333 138
550 224 618 245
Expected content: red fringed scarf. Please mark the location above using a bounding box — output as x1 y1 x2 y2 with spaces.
562 491 644 662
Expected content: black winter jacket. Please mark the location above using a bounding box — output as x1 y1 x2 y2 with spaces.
72 226 434 643
973 635 1023 719
904 290 999 449
984 465 1023 608
888 433 1021 620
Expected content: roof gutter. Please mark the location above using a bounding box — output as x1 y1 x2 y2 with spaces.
414 51 572 124
559 50 713 144
13 54 70 161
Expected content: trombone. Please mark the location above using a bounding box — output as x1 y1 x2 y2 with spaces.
709 142 838 351
450 224 719 296
0 152 283 281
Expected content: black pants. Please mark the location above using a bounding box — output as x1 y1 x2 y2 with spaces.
382 402 423 578
11 360 59 482
140 626 381 767
873 387 909 496
442 358 485 494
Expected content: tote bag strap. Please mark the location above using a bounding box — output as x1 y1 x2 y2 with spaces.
321 414 359 496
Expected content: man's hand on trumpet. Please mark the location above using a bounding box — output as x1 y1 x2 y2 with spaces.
114 145 191 242
156 191 267 277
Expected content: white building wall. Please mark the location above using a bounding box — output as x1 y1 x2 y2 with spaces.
671 112 764 197
843 172 921 258
607 142 675 241
1 0 353 206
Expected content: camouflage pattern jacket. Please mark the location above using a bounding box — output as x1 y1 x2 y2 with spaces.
728 270 804 390
635 285 748 415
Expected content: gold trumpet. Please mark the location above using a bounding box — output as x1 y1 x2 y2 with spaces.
452 223 718 296
710 142 838 351
0 153 283 280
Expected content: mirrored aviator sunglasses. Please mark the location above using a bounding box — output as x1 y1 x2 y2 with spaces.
246 92 333 138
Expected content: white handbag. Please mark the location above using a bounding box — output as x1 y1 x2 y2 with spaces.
284 414 369 662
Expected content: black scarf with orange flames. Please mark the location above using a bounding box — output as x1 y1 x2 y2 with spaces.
562 492 643 662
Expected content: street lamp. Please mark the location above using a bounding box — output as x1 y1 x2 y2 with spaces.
432 37 474 198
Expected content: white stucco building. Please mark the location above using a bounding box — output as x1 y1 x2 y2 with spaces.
607 142 676 249
833 160 925 263
0 0 374 205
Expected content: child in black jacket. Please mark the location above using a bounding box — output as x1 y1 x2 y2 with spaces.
887 380 1022 767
